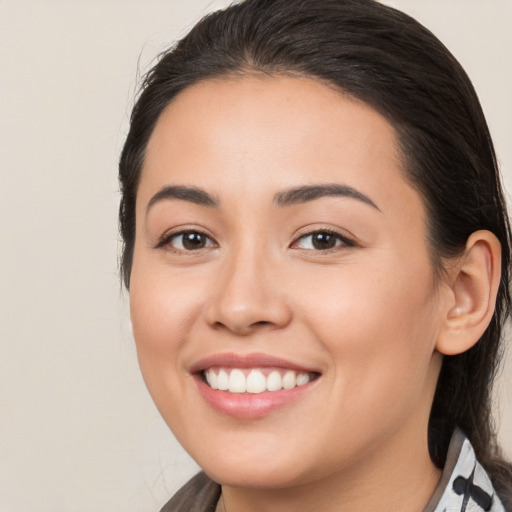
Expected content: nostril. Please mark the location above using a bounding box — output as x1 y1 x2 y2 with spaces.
252 321 272 327
212 319 275 334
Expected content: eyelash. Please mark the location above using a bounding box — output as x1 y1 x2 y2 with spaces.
155 229 216 252
292 229 356 252
155 228 356 253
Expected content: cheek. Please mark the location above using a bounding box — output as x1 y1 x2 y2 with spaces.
128 270 211 436
131 280 198 352
128 249 205 392
300 254 437 334
297 257 439 399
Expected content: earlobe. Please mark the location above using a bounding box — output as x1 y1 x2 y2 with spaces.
436 230 501 356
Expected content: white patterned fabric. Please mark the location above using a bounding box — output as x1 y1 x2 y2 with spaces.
424 429 505 512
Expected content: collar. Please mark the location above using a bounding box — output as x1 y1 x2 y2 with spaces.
423 428 505 512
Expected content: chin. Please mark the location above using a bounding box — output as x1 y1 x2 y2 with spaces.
183 433 324 490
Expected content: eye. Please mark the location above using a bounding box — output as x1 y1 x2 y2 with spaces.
292 230 354 251
158 230 217 251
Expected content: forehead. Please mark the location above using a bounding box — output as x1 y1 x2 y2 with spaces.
139 75 424 222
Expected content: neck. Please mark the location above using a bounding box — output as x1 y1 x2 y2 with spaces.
218 427 442 512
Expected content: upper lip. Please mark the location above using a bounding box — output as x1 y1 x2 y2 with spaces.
189 352 320 374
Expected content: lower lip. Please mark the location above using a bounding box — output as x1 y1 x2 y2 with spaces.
194 375 316 419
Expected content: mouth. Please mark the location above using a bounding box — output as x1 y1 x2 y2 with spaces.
191 353 321 419
202 367 318 394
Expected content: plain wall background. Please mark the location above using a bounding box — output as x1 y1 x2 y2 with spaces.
0 1 510 511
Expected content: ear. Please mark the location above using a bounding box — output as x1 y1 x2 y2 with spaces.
436 230 501 356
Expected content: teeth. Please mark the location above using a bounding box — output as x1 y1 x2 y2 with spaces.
296 372 309 387
204 368 312 393
266 370 282 391
206 369 218 389
282 370 296 390
229 369 246 393
246 369 267 394
217 369 229 391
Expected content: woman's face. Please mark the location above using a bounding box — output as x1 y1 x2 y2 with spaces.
130 76 445 488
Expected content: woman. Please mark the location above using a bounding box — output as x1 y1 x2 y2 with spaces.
119 0 512 510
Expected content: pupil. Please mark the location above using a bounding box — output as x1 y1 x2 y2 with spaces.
183 232 205 250
313 232 336 250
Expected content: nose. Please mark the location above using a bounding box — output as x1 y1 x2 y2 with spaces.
205 249 292 336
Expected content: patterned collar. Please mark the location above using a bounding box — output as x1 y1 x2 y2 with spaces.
423 429 505 512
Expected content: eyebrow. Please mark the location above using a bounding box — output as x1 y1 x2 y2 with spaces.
273 184 380 211
147 185 219 212
146 183 380 212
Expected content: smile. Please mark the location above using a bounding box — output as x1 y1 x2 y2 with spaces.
203 368 314 394
192 353 321 419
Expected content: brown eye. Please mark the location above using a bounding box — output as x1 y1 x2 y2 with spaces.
311 232 338 250
167 231 215 251
182 232 207 250
293 230 354 251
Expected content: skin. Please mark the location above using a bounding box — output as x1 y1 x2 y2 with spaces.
129 75 496 511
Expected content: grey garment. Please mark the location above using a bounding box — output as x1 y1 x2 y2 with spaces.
160 471 220 512
159 429 505 512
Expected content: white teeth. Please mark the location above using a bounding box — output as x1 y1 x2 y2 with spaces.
217 369 229 391
246 370 267 394
282 370 296 390
229 369 246 393
296 372 310 387
204 368 312 393
266 370 282 391
206 370 218 389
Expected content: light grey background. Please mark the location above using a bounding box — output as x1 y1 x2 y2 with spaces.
0 1 510 511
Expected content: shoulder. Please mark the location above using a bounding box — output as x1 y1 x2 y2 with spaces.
159 471 221 512
424 429 508 512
